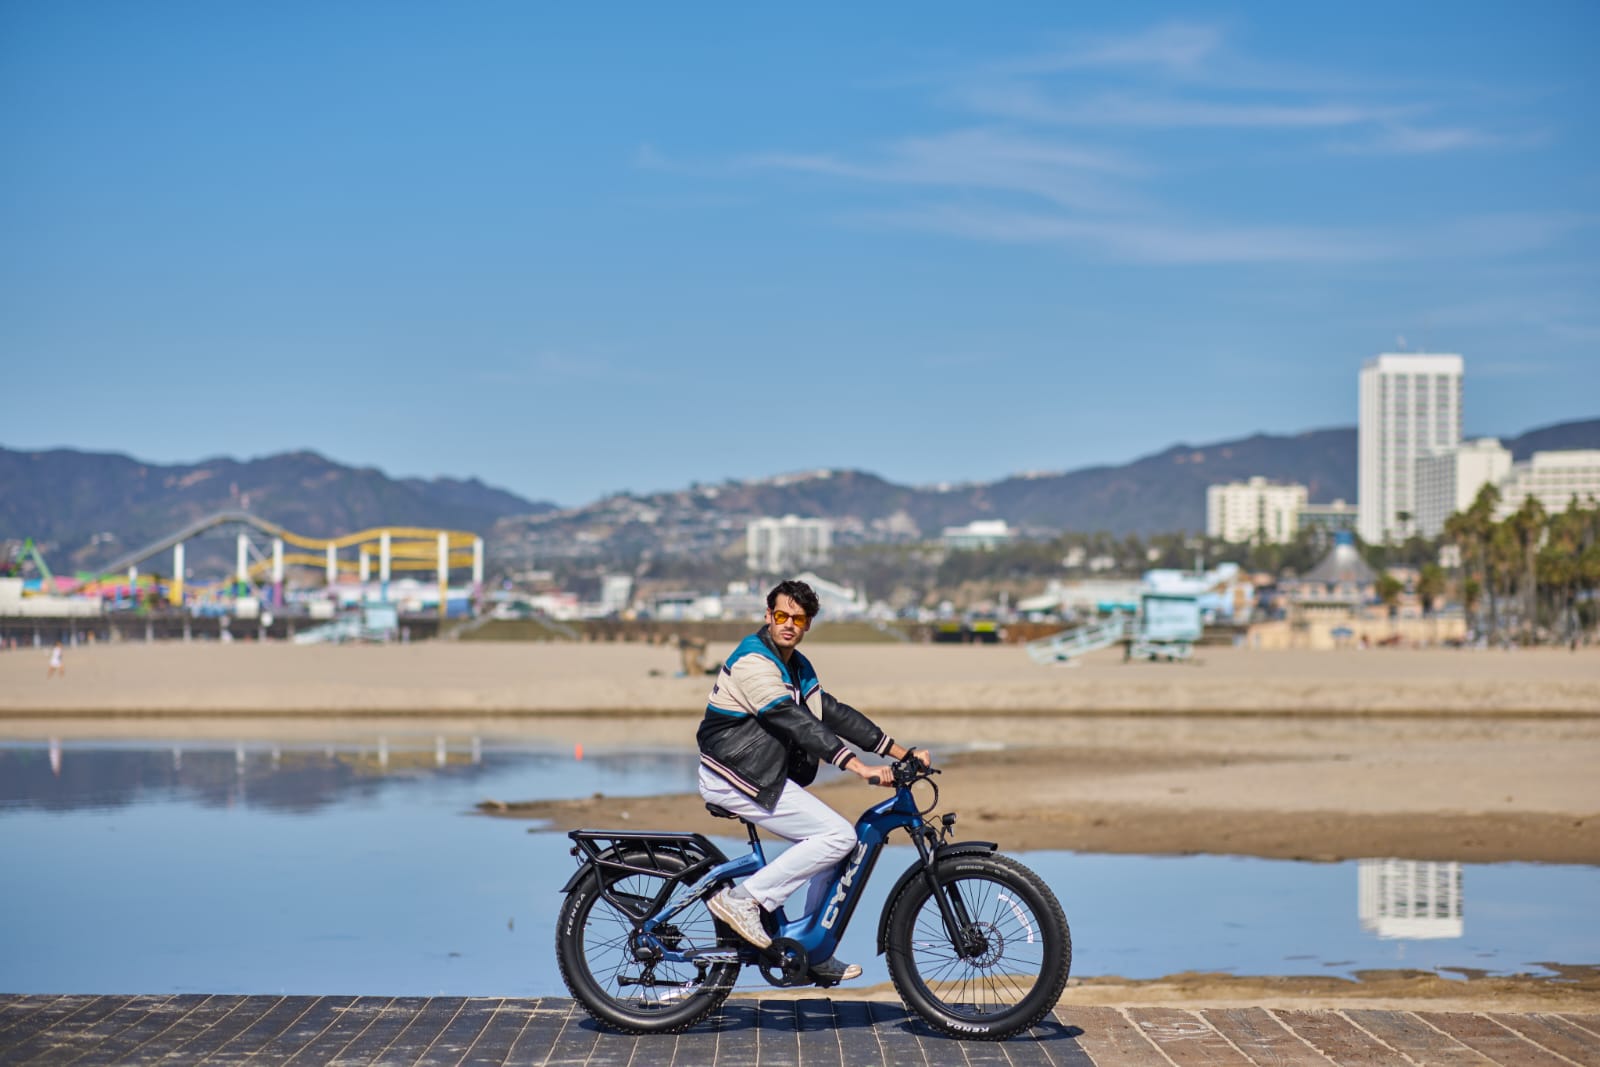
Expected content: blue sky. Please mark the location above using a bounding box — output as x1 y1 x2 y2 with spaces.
3 2 1595 506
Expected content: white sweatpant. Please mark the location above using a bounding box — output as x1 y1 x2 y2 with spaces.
698 766 858 918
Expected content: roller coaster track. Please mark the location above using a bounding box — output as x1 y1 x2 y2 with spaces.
97 510 479 580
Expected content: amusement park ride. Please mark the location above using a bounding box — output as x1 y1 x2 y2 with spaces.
4 511 484 620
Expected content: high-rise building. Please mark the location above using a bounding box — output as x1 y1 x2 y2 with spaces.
1206 477 1308 544
1414 438 1512 537
746 515 832 573
1358 353 1463 544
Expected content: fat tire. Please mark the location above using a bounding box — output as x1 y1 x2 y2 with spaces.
556 851 739 1034
884 852 1070 1041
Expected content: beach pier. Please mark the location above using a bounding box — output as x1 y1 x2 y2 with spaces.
2 995 1596 1065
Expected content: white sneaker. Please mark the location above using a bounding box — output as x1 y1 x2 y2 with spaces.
707 888 772 949
809 957 863 986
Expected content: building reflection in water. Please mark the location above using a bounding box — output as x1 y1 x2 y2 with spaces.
1 739 697 816
1358 858 1464 940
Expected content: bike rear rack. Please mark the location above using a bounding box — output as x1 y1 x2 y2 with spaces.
567 830 730 924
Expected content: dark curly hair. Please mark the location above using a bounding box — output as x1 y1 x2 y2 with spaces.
766 579 820 618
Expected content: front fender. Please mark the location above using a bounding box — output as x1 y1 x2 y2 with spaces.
875 841 997 954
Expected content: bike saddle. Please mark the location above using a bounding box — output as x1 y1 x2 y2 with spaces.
704 803 740 820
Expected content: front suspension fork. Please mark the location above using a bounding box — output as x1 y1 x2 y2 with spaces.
911 827 979 957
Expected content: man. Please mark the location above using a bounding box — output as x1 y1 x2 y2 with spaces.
697 579 930 985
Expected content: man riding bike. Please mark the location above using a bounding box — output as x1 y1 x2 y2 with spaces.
697 579 931 985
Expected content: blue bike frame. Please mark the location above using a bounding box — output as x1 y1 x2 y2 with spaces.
641 784 926 965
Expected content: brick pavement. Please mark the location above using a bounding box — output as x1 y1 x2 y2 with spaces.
1 995 1595 1065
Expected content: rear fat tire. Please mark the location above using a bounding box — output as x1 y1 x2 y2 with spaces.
556 853 739 1034
884 852 1070 1040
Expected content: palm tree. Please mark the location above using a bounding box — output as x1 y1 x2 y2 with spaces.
1488 521 1520 642
1506 496 1547 642
1539 509 1581 643
1416 563 1446 616
1375 573 1404 619
1444 484 1500 640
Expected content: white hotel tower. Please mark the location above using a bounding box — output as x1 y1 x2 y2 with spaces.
1358 353 1463 545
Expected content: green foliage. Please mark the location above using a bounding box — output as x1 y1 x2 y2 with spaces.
1375 573 1405 615
1441 489 1599 643
1416 563 1446 614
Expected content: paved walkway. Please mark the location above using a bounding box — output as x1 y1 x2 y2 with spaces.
1 995 1596 1065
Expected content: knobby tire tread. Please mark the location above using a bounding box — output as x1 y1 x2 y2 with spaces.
556 855 738 1034
885 851 1071 1041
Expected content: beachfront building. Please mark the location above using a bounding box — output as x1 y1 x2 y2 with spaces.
746 515 832 573
942 519 1013 551
1251 531 1467 649
1414 438 1513 537
1358 353 1464 545
1493 450 1600 519
1206 477 1308 544
1297 499 1359 541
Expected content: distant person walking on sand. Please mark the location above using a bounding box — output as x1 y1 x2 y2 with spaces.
46 641 64 679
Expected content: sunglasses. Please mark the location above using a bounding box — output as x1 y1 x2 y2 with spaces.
770 609 811 630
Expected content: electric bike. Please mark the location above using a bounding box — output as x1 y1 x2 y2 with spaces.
554 756 1071 1040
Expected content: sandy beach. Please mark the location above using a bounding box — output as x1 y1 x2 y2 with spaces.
4 638 1597 1009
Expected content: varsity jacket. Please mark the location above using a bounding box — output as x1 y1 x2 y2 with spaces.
697 626 895 811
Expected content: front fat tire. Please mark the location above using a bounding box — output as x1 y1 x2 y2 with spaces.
556 861 738 1034
885 853 1071 1041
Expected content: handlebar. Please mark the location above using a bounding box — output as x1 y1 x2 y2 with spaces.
891 753 939 790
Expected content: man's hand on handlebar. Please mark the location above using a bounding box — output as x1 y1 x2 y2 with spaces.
849 758 896 787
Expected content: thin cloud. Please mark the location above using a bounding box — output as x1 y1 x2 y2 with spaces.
1418 291 1600 343
859 205 1590 266
747 128 1145 213
1328 123 1542 155
992 21 1395 94
999 22 1225 78
710 19 1568 267
862 204 1396 264
958 84 1413 129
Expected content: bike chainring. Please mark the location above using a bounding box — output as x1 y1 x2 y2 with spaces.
756 937 811 987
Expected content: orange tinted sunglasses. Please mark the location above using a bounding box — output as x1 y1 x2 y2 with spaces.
770 609 811 630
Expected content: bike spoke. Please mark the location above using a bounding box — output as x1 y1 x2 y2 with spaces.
903 872 1052 1016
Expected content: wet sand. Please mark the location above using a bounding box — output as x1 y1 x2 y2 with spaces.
4 639 1597 1009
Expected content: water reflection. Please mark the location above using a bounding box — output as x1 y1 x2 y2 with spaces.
0 740 1593 996
0 739 698 815
1359 859 1464 940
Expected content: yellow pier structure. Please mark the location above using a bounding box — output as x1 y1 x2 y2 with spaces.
101 511 485 618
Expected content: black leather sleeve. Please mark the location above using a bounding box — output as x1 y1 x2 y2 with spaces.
820 692 891 755
761 702 853 769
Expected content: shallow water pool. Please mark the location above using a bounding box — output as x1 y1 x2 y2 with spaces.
1 738 1594 995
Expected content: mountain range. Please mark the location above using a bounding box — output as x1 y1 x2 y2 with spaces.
3 417 1596 573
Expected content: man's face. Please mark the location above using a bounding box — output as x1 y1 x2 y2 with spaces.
766 594 811 653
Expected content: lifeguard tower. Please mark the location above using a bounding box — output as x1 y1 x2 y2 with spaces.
1025 589 1204 665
